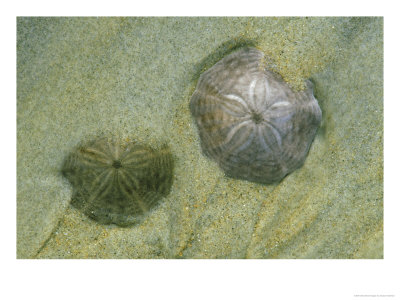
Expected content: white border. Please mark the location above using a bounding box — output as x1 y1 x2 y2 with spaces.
3 1 398 299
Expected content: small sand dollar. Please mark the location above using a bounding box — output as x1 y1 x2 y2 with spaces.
190 47 322 184
62 137 174 226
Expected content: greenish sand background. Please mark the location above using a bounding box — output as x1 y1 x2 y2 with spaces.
17 17 383 259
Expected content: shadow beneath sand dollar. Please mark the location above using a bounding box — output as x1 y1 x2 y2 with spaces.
191 37 259 83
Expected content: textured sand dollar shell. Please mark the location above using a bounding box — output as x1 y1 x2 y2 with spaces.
190 47 322 184
62 137 174 226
